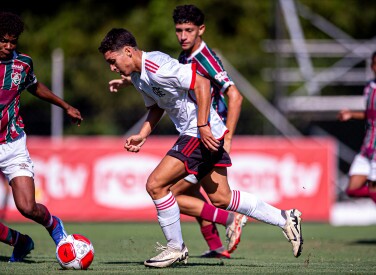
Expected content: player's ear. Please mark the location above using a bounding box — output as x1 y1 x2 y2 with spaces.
198 24 205 36
123 46 133 58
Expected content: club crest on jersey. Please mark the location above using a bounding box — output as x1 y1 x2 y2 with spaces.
11 72 21 86
152 86 165 97
214 71 228 82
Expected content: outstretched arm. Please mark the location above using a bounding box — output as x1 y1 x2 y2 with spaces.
194 74 220 152
124 104 164 153
337 109 365 121
223 85 243 153
27 82 83 126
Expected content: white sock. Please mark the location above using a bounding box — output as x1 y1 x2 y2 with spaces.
227 190 286 227
153 192 184 250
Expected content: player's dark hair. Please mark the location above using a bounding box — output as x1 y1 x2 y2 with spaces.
0 12 24 38
98 28 137 54
173 5 205 26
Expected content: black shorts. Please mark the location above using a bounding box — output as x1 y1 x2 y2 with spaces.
167 135 232 181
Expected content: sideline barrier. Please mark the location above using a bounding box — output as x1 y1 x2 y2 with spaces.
0 136 336 222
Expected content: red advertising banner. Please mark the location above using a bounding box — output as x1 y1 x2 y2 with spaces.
0 136 336 222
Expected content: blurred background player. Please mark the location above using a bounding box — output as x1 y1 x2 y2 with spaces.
0 12 83 262
108 4 246 258
338 51 376 204
171 4 246 258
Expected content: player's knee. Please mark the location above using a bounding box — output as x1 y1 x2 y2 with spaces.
210 196 230 209
209 191 232 209
146 177 163 198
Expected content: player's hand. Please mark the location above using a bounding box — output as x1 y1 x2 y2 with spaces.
109 75 131 92
199 126 220 152
124 134 146 153
337 109 351 121
66 106 83 126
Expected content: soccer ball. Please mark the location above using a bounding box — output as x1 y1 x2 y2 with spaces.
56 234 94 270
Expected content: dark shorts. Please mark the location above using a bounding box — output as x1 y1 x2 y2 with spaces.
167 135 232 181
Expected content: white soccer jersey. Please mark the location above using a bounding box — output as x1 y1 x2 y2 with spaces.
130 51 228 139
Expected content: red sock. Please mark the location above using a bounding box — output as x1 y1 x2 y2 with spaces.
200 224 223 251
200 203 229 226
369 191 376 203
0 223 25 246
346 185 369 197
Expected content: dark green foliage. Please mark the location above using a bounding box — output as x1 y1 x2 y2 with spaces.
2 0 376 135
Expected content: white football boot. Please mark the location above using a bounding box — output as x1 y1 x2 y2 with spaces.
282 209 303 257
144 242 189 268
226 213 248 253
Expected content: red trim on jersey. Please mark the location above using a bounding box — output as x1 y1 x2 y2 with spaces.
216 129 229 141
189 63 197 90
201 46 223 74
145 59 159 73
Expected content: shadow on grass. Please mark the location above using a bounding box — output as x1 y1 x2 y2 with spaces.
190 255 247 260
103 261 263 268
349 239 376 245
0 255 36 263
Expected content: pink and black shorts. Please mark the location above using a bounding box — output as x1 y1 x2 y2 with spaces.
167 135 232 181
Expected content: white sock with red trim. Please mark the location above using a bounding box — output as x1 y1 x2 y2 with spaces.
153 191 184 250
226 190 286 227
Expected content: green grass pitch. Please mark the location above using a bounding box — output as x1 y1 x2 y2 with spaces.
0 221 375 274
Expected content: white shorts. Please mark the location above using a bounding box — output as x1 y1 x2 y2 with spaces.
184 174 198 184
0 132 34 182
349 154 376 181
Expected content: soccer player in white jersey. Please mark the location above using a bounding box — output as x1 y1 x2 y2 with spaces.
338 51 376 204
109 5 246 259
0 12 83 262
99 28 303 268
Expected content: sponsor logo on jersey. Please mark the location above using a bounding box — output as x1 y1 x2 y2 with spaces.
12 64 23 70
11 72 21 86
19 163 29 169
214 71 228 82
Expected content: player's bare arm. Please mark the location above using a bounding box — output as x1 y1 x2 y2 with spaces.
28 82 83 126
223 85 243 153
194 75 220 151
124 104 164 153
337 109 365 121
109 75 132 92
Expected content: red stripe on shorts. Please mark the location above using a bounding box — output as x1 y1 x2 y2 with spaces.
182 137 200 156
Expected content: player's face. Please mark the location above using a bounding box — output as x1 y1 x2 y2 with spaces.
175 22 205 53
0 34 18 61
104 48 134 77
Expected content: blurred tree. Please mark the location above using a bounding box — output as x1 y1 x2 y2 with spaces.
1 0 376 136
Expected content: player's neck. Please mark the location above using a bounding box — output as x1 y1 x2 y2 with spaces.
185 38 203 57
133 49 143 73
